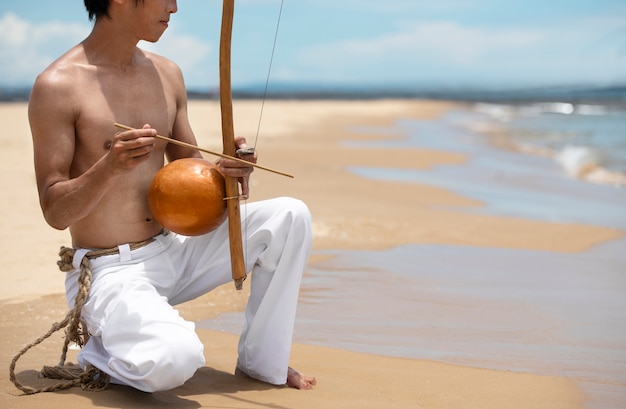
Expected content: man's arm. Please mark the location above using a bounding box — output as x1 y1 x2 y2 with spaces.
29 71 156 230
163 59 257 196
164 60 203 163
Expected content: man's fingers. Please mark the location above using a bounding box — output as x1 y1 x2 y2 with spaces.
240 177 250 199
116 126 157 141
221 165 253 179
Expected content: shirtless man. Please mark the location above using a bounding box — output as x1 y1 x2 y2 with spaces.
29 0 316 392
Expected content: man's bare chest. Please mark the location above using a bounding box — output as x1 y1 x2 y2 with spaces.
72 78 175 166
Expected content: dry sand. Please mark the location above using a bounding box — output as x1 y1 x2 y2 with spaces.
1 99 618 408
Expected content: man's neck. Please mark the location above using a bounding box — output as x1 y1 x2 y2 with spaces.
82 19 140 69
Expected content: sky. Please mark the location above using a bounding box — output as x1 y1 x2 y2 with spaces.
0 0 625 91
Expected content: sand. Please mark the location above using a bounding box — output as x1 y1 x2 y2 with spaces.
1 99 618 408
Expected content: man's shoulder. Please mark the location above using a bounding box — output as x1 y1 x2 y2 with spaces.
34 46 88 96
139 48 183 77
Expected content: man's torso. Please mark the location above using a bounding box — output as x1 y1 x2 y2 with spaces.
64 47 179 248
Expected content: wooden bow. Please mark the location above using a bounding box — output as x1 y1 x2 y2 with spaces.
219 0 247 290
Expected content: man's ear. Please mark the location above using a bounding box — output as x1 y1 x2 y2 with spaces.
109 0 131 15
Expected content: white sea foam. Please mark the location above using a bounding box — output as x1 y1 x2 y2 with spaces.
473 103 515 121
584 167 626 187
538 102 575 115
475 102 611 118
469 102 626 188
575 104 609 116
555 145 626 187
555 145 601 176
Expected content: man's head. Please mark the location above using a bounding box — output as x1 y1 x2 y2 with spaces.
84 0 144 21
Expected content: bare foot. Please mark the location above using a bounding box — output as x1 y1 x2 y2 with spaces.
235 367 316 390
286 367 316 390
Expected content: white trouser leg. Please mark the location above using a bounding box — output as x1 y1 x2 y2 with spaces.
66 239 206 392
165 197 313 385
236 198 312 384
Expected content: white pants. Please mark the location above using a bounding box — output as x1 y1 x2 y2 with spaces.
64 197 312 392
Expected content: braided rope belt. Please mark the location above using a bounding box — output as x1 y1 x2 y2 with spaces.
9 237 155 394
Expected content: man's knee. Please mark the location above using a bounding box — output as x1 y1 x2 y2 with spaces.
279 197 312 233
109 329 205 392
145 331 204 392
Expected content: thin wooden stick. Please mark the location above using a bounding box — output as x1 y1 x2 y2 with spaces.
113 123 294 178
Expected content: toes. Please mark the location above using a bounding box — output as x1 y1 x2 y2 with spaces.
286 367 316 390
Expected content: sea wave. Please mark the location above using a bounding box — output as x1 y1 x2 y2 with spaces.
555 145 601 176
474 102 614 119
518 143 626 187
554 145 626 187
469 102 626 188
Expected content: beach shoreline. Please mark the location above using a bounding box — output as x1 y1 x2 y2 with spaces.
3 99 622 408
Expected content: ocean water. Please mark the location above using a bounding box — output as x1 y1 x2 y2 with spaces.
345 106 626 230
295 240 626 408
200 104 626 408
469 102 626 187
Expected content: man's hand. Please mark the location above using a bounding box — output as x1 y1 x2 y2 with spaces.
107 124 157 174
218 136 257 198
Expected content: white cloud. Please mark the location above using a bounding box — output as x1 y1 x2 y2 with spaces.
293 20 542 82
0 12 213 88
238 0 284 6
292 17 626 86
0 12 90 86
338 21 543 62
1 7 624 89
0 12 29 46
140 29 213 89
298 0 476 14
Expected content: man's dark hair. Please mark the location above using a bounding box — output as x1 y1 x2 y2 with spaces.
84 0 143 21
84 0 109 21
